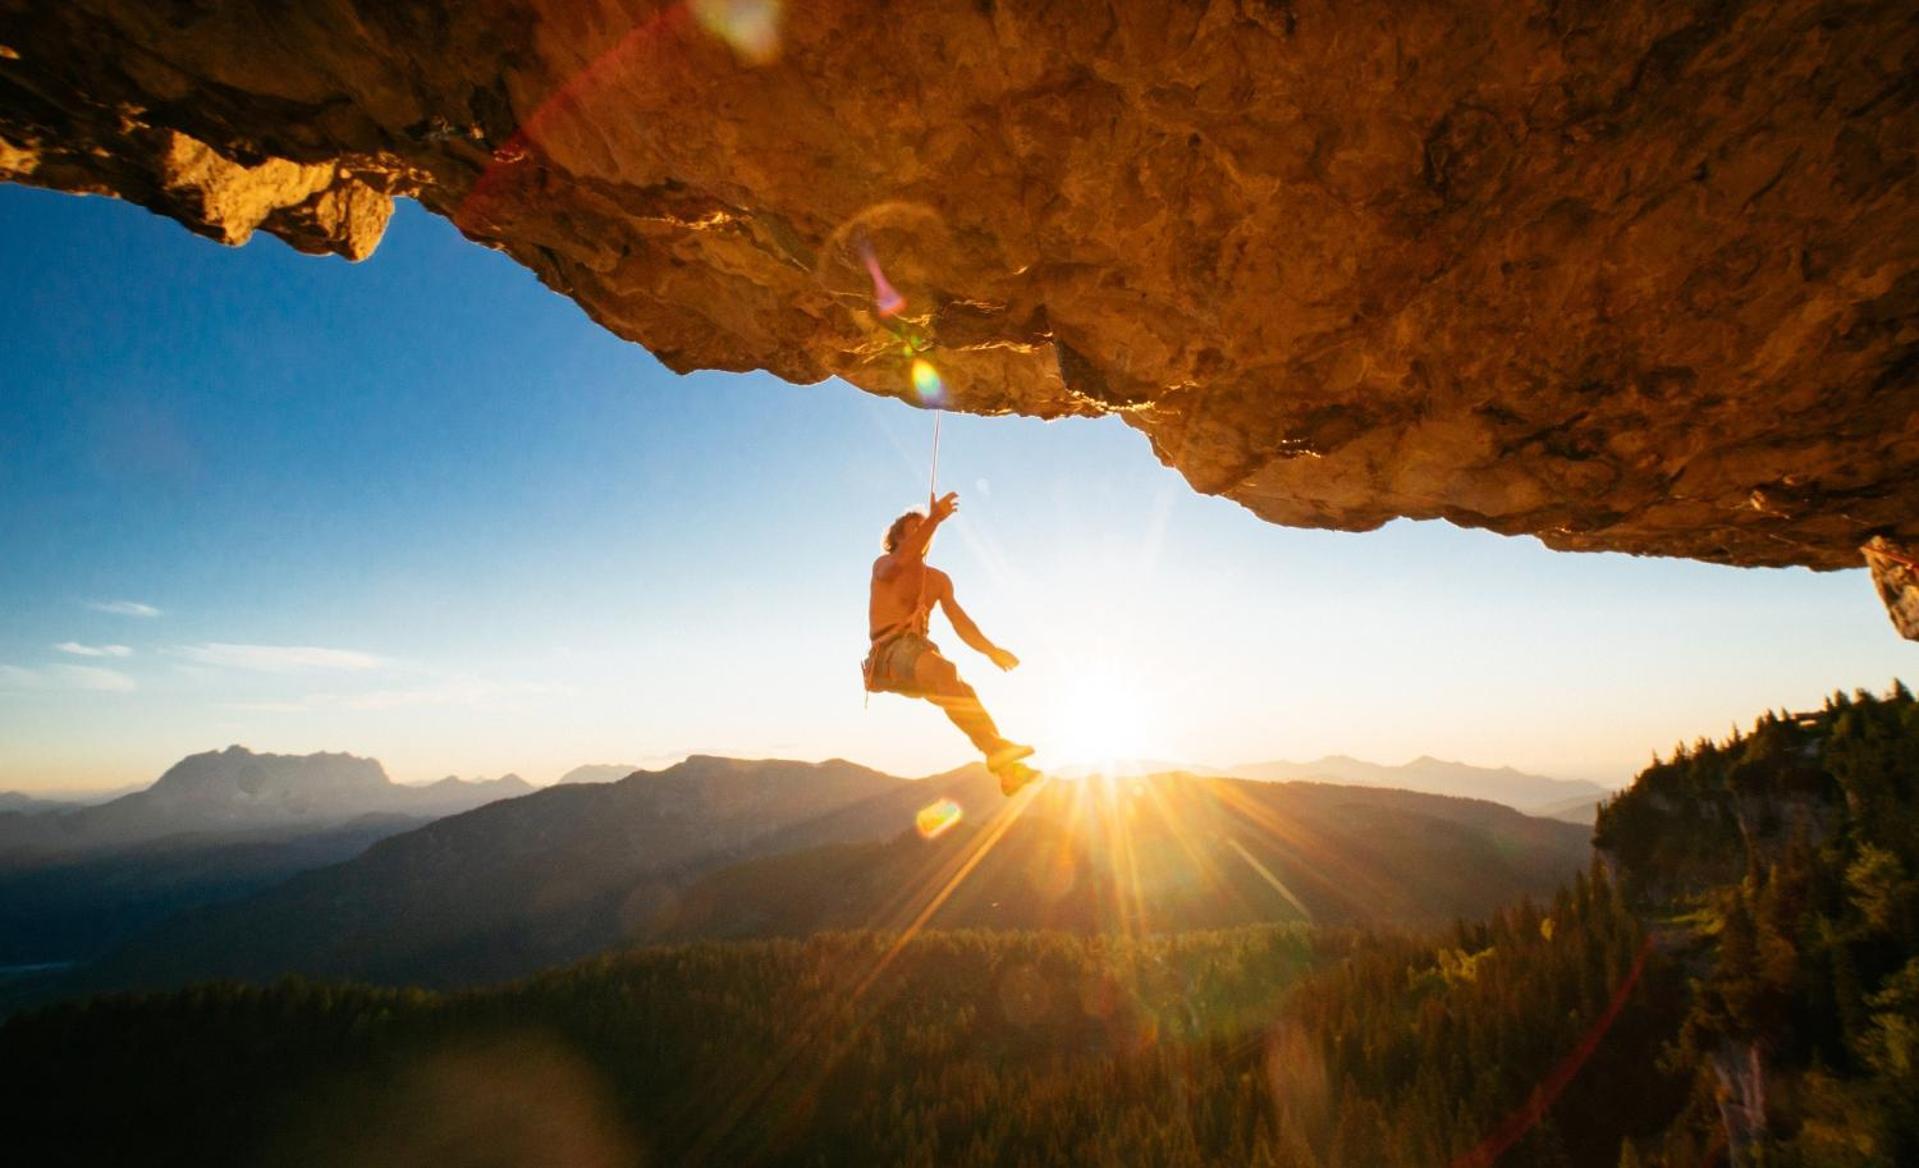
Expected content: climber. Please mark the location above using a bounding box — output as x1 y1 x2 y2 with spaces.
864 490 1037 794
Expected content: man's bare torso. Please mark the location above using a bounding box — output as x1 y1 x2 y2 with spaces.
870 555 946 638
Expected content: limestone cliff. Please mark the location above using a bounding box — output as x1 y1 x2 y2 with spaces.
1 2 1913 605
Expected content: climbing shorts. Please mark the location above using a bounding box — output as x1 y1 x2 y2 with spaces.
863 631 937 695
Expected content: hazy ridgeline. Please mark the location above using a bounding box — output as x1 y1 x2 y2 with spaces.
59 767 1591 998
0 748 1597 991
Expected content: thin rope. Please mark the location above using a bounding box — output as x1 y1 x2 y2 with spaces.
916 411 943 630
927 411 943 508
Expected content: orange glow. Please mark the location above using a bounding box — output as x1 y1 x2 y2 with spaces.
1039 669 1167 774
680 770 1400 1159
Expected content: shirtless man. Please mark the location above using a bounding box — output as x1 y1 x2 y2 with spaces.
864 491 1036 793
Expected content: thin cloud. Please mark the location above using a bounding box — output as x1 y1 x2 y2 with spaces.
0 664 137 692
177 643 389 672
54 642 134 658
88 600 161 618
340 677 567 711
227 676 557 714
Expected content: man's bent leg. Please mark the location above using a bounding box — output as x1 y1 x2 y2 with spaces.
913 653 1009 757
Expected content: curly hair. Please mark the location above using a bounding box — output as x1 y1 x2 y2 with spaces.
884 509 926 553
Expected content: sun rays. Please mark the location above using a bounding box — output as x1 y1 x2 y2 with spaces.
681 772 1050 1164
677 765 1365 1163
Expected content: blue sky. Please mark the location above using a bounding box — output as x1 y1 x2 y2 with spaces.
0 185 1909 791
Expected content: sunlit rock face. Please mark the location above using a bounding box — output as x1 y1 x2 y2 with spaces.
1 1 1913 577
1865 537 1919 639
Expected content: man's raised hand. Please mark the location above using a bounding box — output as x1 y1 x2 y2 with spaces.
931 491 960 521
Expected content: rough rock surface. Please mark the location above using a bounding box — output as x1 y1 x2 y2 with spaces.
1 1 1914 580
1864 536 1919 639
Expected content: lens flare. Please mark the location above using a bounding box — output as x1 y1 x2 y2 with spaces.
858 239 907 317
911 358 945 405
915 797 962 840
692 0 783 64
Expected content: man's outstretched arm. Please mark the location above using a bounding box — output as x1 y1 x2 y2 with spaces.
939 581 1019 671
895 491 959 561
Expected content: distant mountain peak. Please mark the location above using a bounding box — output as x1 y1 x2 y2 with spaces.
418 774 532 791
3 748 535 857
149 746 390 798
555 764 639 786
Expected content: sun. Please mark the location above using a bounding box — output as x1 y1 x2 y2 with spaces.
1040 671 1167 775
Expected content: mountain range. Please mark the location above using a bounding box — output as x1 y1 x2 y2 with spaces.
76 758 1590 994
0 746 1601 996
0 748 534 967
0 746 531 857
4 751 1609 832
1228 754 1611 818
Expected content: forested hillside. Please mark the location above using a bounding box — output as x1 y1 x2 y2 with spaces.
0 817 424 964
1594 683 1919 1165
3 888 1660 1168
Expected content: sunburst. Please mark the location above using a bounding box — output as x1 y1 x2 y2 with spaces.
1039 666 1169 775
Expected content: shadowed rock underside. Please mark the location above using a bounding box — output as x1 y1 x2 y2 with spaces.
1 1 1914 601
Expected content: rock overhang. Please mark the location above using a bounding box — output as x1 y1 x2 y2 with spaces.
0 0 1913 629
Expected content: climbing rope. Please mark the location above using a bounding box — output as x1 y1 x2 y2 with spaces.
927 411 942 507
915 411 943 630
